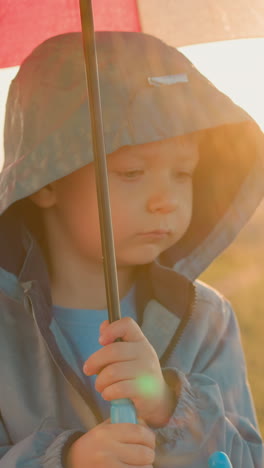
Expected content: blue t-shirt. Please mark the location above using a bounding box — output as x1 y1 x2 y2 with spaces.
52 286 137 419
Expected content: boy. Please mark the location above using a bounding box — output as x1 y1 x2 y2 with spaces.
0 31 263 467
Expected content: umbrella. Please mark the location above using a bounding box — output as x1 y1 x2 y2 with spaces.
138 0 264 47
0 0 140 68
2 0 264 67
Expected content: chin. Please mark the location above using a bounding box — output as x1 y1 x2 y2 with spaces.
117 245 163 266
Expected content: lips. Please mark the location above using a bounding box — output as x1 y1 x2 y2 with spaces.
141 229 172 235
138 229 172 239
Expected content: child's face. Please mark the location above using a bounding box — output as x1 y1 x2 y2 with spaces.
52 137 199 267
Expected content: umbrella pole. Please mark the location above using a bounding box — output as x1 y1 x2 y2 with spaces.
79 0 137 425
79 0 121 324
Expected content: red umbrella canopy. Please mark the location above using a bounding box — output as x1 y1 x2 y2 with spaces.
0 0 141 160
0 0 141 68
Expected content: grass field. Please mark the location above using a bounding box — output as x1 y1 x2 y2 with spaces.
199 199 264 437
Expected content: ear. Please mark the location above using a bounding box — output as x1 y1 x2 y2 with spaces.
29 184 57 209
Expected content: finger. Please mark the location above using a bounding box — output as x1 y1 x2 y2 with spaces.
102 376 164 404
119 466 153 468
118 443 155 466
95 360 141 393
83 341 138 375
102 379 138 402
99 317 144 345
121 464 153 468
99 319 109 334
137 418 149 428
110 423 156 449
100 417 111 424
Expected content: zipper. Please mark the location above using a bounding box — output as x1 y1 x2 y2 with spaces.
24 292 101 423
25 293 73 383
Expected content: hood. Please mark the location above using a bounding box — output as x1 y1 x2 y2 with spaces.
1 31 264 279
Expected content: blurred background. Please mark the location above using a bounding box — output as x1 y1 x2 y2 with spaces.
1 0 263 435
181 36 264 436
139 0 264 436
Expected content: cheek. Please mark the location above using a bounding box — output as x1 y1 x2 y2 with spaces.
109 185 140 232
70 205 103 258
59 187 101 243
182 190 193 227
176 185 193 229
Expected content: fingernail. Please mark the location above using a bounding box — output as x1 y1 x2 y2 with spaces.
99 335 105 345
83 364 91 375
102 391 109 400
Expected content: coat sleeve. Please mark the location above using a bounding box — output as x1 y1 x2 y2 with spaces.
0 417 83 468
154 293 264 468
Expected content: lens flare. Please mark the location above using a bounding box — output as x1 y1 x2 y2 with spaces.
136 374 161 397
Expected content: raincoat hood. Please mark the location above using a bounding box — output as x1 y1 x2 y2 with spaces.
1 31 264 279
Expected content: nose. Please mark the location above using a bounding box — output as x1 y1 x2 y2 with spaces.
147 183 178 214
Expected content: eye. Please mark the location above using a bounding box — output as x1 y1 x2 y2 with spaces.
175 170 193 181
118 170 144 180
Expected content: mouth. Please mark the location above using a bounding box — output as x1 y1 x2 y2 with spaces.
137 230 172 240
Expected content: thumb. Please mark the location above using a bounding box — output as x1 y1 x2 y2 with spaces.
101 418 111 425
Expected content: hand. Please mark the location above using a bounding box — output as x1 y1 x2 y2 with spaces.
83 317 177 427
66 419 155 468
